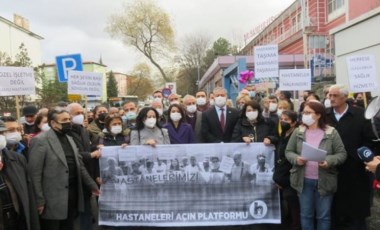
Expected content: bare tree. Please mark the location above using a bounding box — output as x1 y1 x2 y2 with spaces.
106 0 175 82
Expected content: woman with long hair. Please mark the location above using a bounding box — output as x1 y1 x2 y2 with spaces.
285 100 347 230
130 107 170 146
163 104 194 144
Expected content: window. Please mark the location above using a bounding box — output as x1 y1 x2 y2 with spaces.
328 0 345 14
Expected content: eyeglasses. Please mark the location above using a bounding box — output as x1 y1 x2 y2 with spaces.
302 111 315 115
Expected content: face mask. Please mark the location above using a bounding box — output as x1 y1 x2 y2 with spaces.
122 115 128 123
25 121 34 126
144 118 157 128
0 135 6 150
215 96 226 108
170 100 180 105
98 113 108 122
196 98 206 106
153 97 162 103
72 114 84 125
186 105 197 114
58 122 72 134
276 109 284 117
111 125 122 135
41 123 50 132
280 121 291 132
125 111 137 120
269 103 278 112
302 114 315 126
170 112 182 122
249 91 256 98
155 108 163 116
246 111 258 121
324 99 331 108
209 99 215 106
5 132 22 145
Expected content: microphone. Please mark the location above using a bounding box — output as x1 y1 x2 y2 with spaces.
357 146 380 191
357 146 374 162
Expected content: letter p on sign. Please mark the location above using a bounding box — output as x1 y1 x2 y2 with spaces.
56 54 83 82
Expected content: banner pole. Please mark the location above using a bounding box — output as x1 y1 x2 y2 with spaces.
84 95 88 120
15 95 21 122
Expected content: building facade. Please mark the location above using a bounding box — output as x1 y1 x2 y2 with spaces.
0 14 43 66
200 0 380 99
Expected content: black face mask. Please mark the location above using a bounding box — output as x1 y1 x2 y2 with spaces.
280 121 291 132
59 122 72 134
97 113 108 123
88 118 94 124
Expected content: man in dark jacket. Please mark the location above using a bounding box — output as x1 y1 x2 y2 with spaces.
327 84 376 230
201 87 240 143
0 120 40 230
67 103 101 230
28 110 99 230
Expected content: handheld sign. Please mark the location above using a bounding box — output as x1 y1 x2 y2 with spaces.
0 67 35 96
254 44 279 79
279 69 311 91
67 71 103 96
346 55 378 92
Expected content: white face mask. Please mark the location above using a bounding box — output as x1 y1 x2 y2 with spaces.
170 112 182 122
41 123 51 132
215 96 226 108
186 105 197 114
72 114 84 125
111 125 122 135
246 111 258 121
153 97 162 103
25 121 34 126
125 111 137 120
5 132 22 145
276 109 284 117
302 114 316 126
144 118 157 128
155 108 163 116
324 99 331 108
196 98 206 106
0 135 6 150
269 103 278 112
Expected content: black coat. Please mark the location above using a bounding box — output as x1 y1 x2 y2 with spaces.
0 149 40 230
326 105 376 219
201 106 240 143
232 117 277 144
69 124 99 183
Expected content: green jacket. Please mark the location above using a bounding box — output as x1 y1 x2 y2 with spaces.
285 125 347 196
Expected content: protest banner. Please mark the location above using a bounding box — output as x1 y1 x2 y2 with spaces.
67 70 103 96
98 143 280 227
0 66 35 96
279 69 312 91
254 45 279 79
346 54 378 92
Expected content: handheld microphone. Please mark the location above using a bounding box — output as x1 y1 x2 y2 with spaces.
357 146 374 162
357 146 380 190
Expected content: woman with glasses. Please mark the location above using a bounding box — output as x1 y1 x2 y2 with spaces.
285 100 347 230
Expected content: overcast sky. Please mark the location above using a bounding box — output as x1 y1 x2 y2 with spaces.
1 0 295 73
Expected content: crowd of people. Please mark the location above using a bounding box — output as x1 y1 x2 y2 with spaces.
0 83 379 230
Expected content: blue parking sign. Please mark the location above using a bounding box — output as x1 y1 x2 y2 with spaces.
56 54 83 82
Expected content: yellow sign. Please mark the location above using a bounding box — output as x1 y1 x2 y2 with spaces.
68 94 82 102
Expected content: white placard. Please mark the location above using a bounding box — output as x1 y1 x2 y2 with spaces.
279 69 311 91
67 70 103 96
301 142 327 162
0 67 35 96
346 55 378 92
165 82 177 94
254 44 279 79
